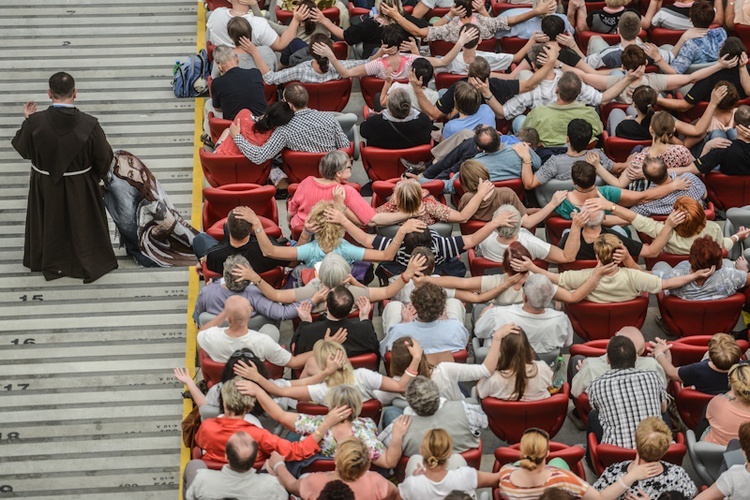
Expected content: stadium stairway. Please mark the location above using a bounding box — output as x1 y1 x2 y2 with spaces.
0 0 199 497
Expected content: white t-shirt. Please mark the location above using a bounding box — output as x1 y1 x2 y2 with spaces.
478 228 552 263
197 326 292 365
440 51 513 75
476 360 553 401
474 303 574 354
399 466 478 500
390 274 456 303
206 8 279 48
387 82 439 113
431 362 491 401
717 464 750 499
307 368 384 404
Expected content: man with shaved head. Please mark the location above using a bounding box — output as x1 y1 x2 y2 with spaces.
570 326 667 399
185 431 287 500
197 296 313 368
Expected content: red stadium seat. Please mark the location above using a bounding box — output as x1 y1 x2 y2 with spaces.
649 27 685 46
656 292 745 337
481 384 570 444
207 0 232 9
276 6 339 24
705 172 750 211
602 131 651 163
349 352 380 372
545 216 572 246
202 183 280 240
264 83 278 103
428 38 496 56
575 391 593 426
199 149 273 187
642 252 689 270
498 37 529 53
671 381 713 431
576 29 646 53
566 295 649 341
735 23 750 50
395 440 482 482
588 431 687 475
288 79 352 112
669 335 750 367
569 339 610 358
332 41 348 60
206 40 217 63
297 398 382 422
301 459 336 473
434 72 465 90
360 142 433 182
281 144 355 184
348 1 370 17
370 177 445 208
679 97 750 123
192 447 225 470
557 260 598 271
492 442 586 479
199 349 285 387
360 76 406 109
208 112 232 144
492 0 532 14
199 261 285 288
468 248 502 276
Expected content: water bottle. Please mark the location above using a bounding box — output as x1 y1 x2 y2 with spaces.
552 355 565 389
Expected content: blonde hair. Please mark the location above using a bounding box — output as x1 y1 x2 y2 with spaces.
729 364 750 404
634 417 672 462
650 111 676 144
458 159 490 194
518 430 549 470
313 340 355 388
393 180 424 215
420 429 453 469
221 377 256 415
593 233 622 264
708 333 742 370
307 200 345 253
325 384 362 420
335 437 371 481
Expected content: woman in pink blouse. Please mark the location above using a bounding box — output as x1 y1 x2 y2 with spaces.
377 178 495 226
703 364 750 445
287 151 408 233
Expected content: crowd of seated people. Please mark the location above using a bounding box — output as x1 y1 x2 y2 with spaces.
185 0 750 497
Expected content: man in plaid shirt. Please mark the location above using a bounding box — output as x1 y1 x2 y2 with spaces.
588 336 668 449
229 83 349 165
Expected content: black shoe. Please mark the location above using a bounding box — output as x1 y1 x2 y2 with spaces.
200 132 215 149
274 189 288 200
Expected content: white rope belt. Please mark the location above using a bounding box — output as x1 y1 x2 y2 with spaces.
32 165 92 176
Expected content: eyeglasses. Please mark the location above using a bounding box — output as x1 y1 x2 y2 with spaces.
523 427 550 439
229 350 256 360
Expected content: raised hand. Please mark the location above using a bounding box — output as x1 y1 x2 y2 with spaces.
694 265 716 279
312 41 335 59
736 255 749 271
323 350 346 375
399 37 418 54
312 285 331 305
324 207 347 225
23 101 37 119
457 27 480 47
530 31 549 44
710 84 729 106
173 367 193 385
477 179 495 199
296 300 313 323
400 218 428 234
551 190 568 207
404 253 428 279
734 225 750 241
534 0 557 16
571 209 590 229
356 295 372 320
322 405 353 428
401 303 417 323
408 68 424 88
494 322 521 341
236 379 262 397
556 32 577 49
233 263 260 283
406 338 423 361
293 3 311 22
233 359 261 380
585 150 602 167
324 327 348 344
392 415 412 438
238 35 258 55
332 184 346 205
719 53 740 69
468 76 491 98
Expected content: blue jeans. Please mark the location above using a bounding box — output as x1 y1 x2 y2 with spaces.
512 115 526 134
192 233 220 259
381 406 403 428
707 128 738 141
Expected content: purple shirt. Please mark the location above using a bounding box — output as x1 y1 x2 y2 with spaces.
193 280 300 323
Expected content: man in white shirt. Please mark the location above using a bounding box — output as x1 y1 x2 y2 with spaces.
206 0 303 52
474 274 573 364
197 295 312 369
437 23 516 75
185 431 287 500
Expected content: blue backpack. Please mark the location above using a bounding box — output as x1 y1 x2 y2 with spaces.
171 49 209 98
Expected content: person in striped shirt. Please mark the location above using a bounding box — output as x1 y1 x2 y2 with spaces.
496 428 660 500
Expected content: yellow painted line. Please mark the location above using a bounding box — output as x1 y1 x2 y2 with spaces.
179 2 206 498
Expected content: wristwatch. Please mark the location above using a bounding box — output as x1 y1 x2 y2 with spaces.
610 204 617 213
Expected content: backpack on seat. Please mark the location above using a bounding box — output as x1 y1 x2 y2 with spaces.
172 49 209 98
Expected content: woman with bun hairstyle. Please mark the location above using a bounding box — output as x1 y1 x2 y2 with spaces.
497 428 661 499
359 87 432 149
399 429 501 499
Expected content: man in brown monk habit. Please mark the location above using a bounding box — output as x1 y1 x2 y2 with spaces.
12 72 117 283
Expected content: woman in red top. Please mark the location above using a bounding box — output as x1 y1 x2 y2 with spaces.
287 150 408 233
194 378 348 468
213 102 294 156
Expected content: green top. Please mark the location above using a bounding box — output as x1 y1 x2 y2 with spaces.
555 186 622 219
522 101 604 148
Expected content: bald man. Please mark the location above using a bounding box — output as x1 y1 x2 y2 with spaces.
197 296 313 367
185 432 287 500
570 327 667 399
